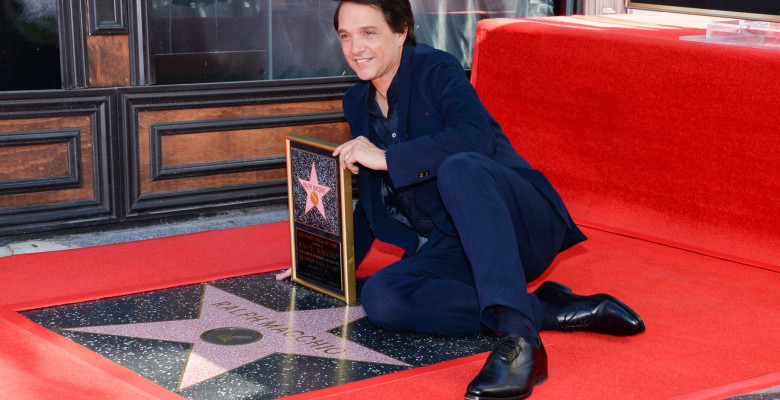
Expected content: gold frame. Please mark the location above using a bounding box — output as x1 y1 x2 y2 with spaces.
285 133 356 304
627 1 780 22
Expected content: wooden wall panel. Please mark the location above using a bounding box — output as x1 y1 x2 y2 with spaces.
142 122 350 193
161 129 284 166
135 101 349 193
0 142 71 181
0 116 94 208
120 81 354 219
158 123 350 167
0 92 117 236
87 35 131 87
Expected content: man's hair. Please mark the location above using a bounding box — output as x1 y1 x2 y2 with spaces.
333 0 417 46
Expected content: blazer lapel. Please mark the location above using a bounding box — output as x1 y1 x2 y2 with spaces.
395 46 415 141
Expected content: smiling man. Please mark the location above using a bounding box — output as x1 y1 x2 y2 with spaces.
283 1 646 399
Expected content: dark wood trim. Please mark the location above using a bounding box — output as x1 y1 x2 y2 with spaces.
87 0 128 35
57 0 89 89
0 129 82 194
150 154 288 182
0 199 117 235
121 77 356 109
0 90 112 116
127 0 153 85
128 180 288 218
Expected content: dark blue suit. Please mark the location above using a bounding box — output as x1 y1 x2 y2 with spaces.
344 44 586 336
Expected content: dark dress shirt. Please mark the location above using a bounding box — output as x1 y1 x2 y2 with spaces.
366 77 434 238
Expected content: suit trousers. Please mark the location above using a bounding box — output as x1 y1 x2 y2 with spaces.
360 152 567 337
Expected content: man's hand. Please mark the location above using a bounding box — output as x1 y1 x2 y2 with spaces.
333 137 387 174
275 268 292 281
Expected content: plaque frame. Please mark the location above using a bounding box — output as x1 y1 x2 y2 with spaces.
285 133 355 304
627 1 780 23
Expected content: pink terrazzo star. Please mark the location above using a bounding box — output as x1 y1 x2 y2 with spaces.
298 162 332 220
64 284 408 391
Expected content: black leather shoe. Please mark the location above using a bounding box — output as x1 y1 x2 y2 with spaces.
534 281 645 336
465 336 548 400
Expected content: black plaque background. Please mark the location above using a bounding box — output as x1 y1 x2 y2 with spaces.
295 228 343 293
290 144 341 236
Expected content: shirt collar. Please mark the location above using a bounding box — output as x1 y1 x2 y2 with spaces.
365 74 399 118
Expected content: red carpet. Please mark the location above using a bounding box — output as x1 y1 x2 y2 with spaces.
1 223 292 311
1 221 778 400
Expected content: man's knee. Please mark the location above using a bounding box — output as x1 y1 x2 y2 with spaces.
439 153 483 181
361 275 414 331
438 153 488 196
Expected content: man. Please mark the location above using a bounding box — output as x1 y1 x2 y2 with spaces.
282 1 645 398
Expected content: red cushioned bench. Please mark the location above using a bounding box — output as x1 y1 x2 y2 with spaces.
466 13 780 399
472 14 779 269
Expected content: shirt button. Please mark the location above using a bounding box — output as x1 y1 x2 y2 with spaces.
391 132 397 138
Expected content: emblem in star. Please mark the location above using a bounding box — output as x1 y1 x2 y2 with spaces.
63 284 409 391
298 162 332 220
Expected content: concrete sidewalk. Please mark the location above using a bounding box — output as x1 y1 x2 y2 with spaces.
0 205 289 258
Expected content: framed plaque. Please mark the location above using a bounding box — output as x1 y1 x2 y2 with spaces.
285 133 355 304
627 0 780 22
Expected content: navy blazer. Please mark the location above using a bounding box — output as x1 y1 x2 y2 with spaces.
343 44 586 266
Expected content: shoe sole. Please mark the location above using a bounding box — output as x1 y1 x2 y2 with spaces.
463 368 548 400
540 281 646 334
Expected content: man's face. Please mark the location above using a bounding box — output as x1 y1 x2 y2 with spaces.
337 2 406 90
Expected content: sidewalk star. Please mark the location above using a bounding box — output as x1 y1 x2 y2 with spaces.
64 284 408 390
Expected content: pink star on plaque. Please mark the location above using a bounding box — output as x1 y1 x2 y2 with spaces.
64 284 408 391
298 162 332 220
